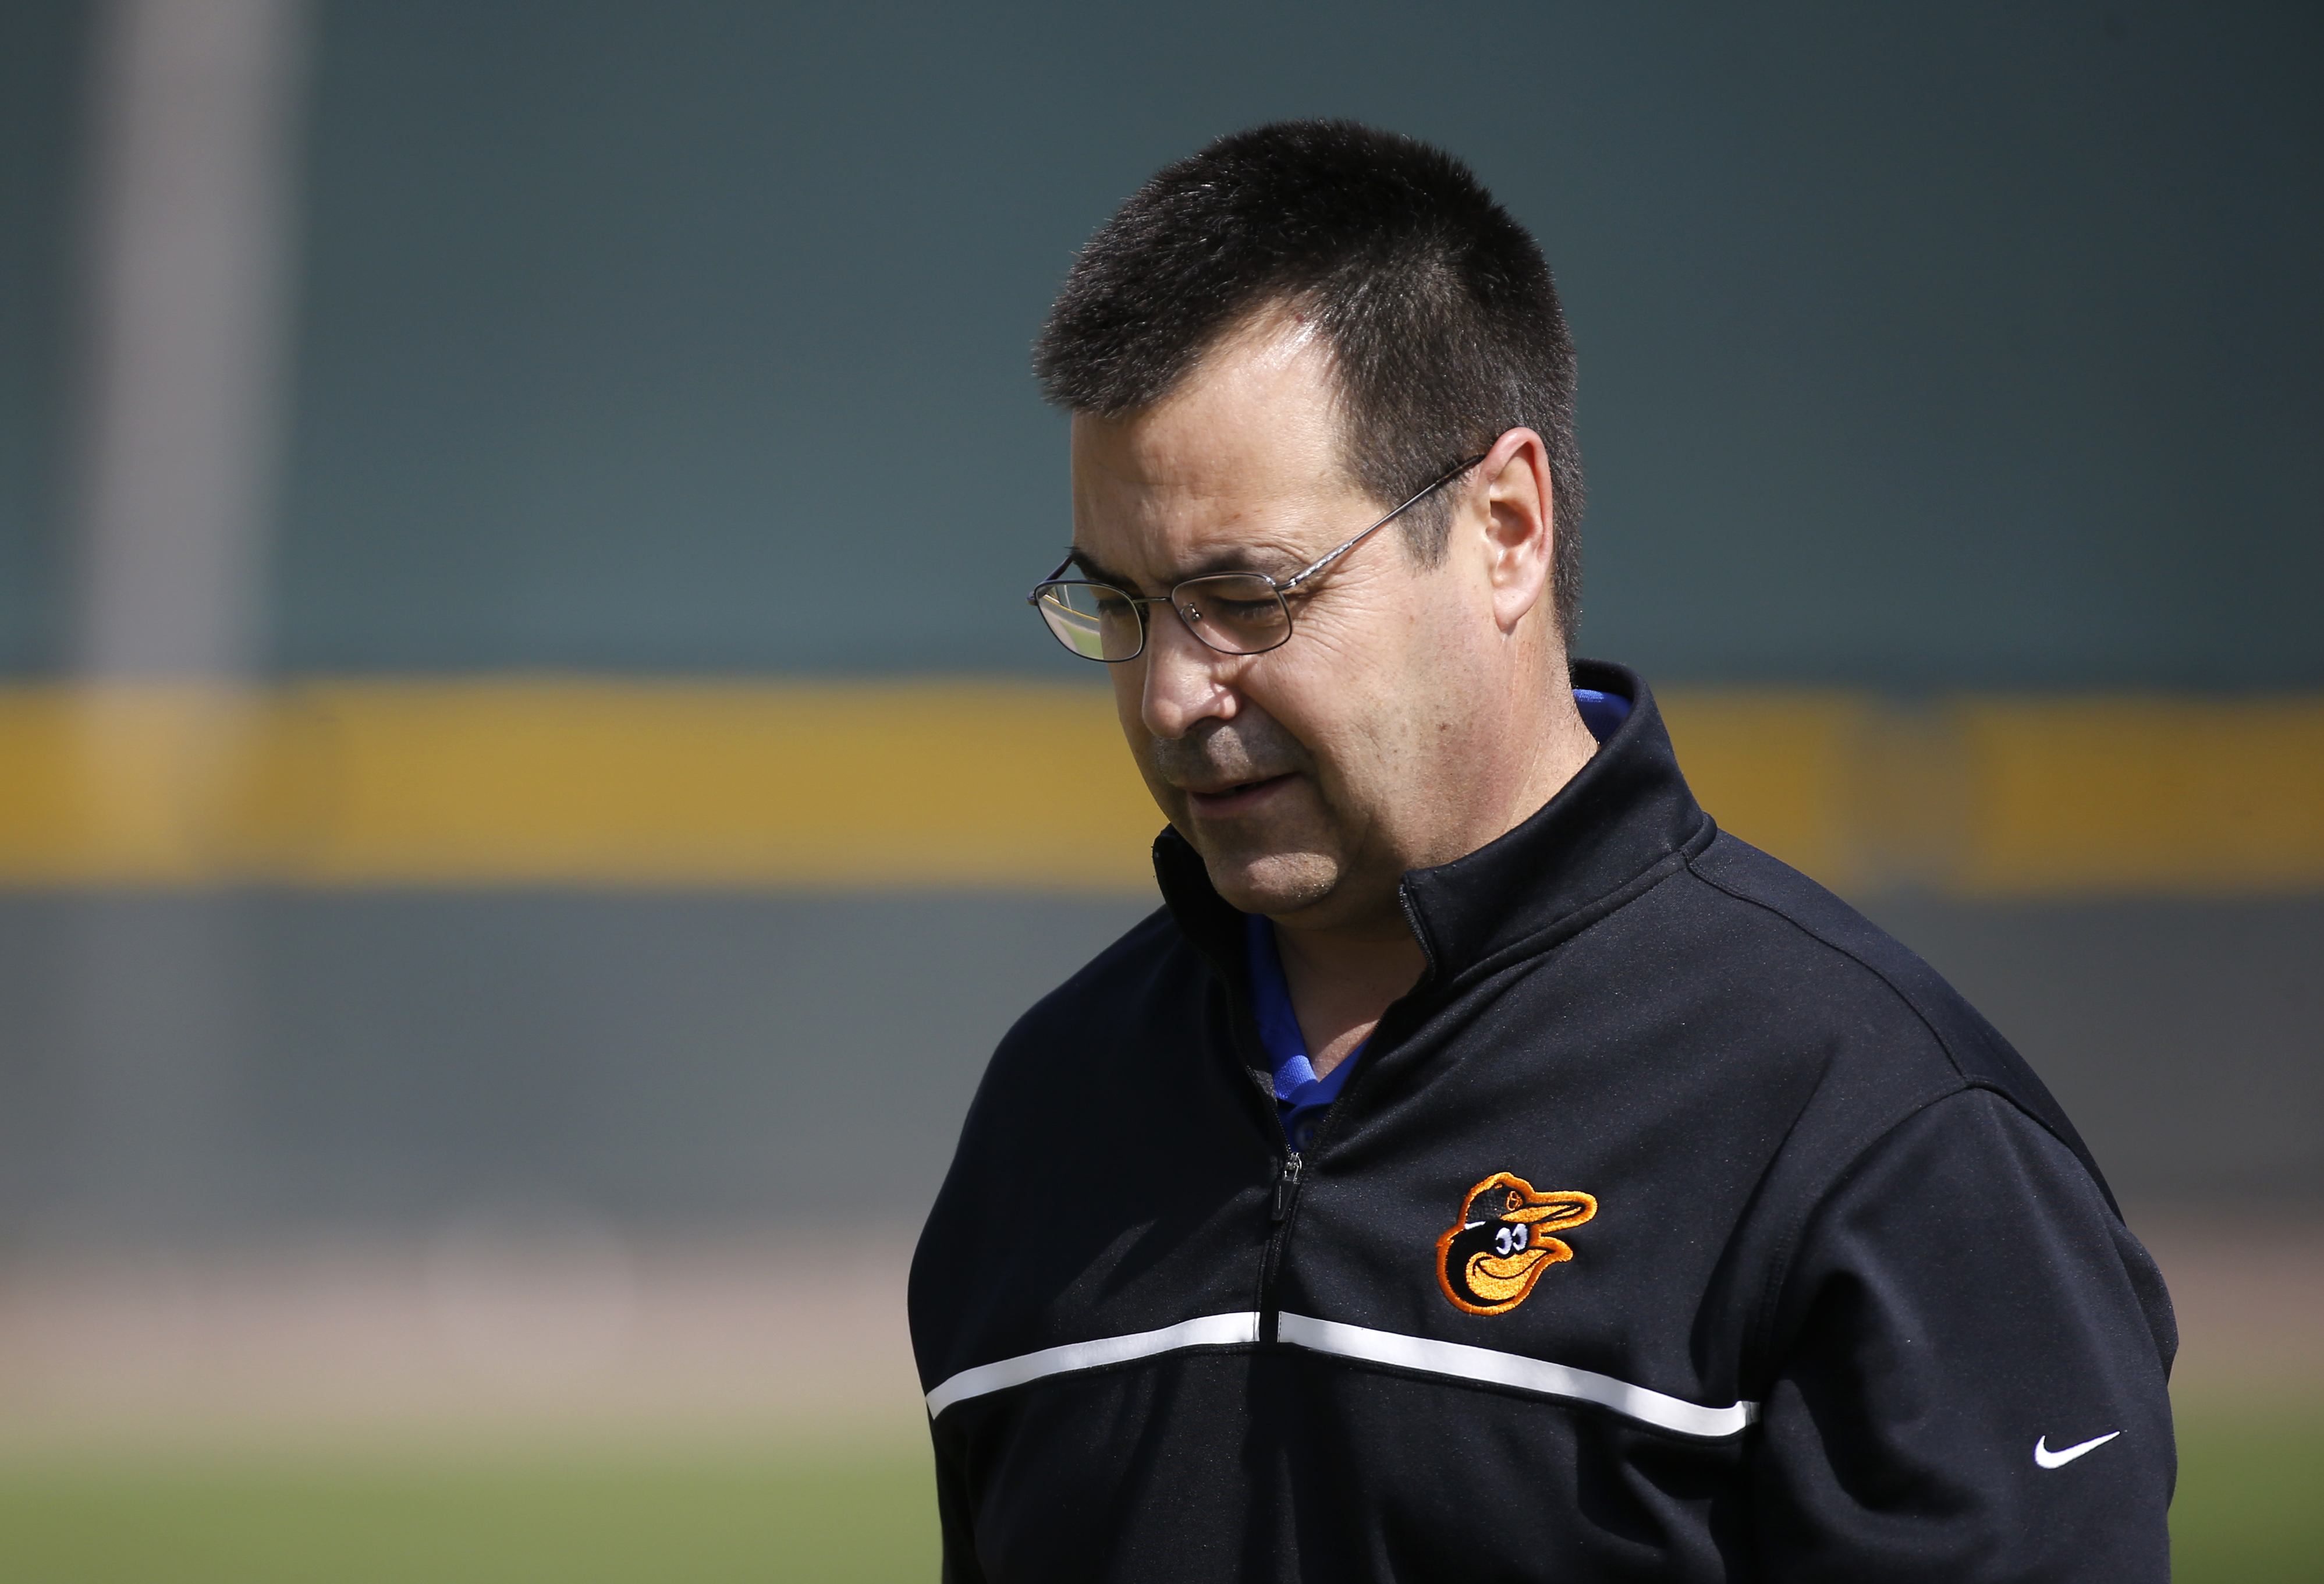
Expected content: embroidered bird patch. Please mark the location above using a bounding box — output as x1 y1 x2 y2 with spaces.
1435 1172 1598 1315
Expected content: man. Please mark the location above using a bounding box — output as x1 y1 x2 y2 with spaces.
909 121 2174 1581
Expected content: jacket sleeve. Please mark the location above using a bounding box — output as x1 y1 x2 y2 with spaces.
1750 1086 2177 1582
929 1414 989 1584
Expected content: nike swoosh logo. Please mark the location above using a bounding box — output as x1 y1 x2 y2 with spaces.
2035 1430 2121 1468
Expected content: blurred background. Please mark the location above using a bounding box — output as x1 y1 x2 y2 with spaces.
0 1 2317 1578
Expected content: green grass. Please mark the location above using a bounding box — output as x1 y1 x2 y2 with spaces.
0 1441 940 1584
0 1411 2310 1582
2172 1409 2324 1584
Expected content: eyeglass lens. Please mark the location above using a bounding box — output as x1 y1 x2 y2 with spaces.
1034 573 1291 662
1033 582 1132 660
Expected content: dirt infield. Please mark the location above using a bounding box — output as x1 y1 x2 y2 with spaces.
2128 1209 2324 1408
0 1230 925 1454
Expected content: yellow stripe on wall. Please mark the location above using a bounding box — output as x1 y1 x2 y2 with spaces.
1 679 2319 897
0 681 1159 891
1659 692 2324 898
1947 696 2324 896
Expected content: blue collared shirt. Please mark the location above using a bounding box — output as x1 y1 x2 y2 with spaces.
1246 687 1632 1151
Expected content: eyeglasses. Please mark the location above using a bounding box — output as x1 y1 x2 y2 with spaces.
1027 454 1488 663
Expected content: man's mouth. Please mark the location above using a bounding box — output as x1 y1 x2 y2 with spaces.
1182 772 1295 816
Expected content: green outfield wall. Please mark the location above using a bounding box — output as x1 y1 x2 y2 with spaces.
2 0 2318 686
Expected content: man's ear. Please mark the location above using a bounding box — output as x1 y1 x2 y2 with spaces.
1474 428 1555 634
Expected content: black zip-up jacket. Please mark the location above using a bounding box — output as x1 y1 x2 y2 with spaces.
909 662 2176 1582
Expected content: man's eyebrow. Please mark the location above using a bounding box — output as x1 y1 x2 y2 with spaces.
1066 541 1303 593
1063 547 1144 593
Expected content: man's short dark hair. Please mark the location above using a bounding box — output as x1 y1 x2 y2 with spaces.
1035 119 1584 640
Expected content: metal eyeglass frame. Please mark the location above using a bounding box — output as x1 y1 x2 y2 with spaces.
1027 452 1489 662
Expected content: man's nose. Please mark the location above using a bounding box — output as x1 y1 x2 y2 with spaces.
1138 601 1238 739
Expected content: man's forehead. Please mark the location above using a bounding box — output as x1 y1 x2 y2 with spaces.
1070 420 1328 522
1066 335 1367 582
1067 438 1350 589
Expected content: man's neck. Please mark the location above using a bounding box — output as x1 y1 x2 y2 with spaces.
1268 682 1603 1079
1269 917 1426 1080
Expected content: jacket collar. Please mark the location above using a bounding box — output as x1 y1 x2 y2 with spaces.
1154 661 1713 991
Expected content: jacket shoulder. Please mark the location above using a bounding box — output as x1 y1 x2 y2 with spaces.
1683 831 2117 1208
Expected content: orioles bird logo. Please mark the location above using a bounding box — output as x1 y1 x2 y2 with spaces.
1435 1172 1597 1316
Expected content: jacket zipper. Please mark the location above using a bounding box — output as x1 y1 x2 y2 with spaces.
1259 1150 1304 1342
1271 1151 1304 1222
1250 888 1435 1345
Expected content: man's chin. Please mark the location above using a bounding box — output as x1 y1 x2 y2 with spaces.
1191 844 1340 919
